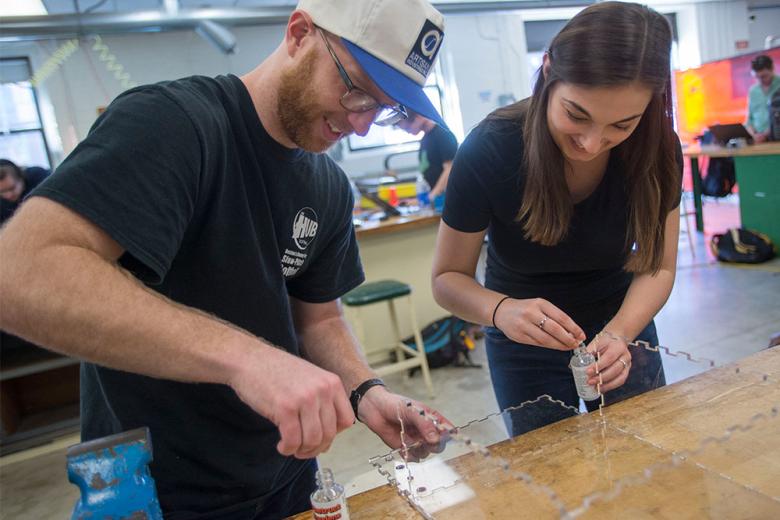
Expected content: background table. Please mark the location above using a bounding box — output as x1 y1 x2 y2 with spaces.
684 142 780 245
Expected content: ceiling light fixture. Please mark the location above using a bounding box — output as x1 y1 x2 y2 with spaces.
1 0 47 17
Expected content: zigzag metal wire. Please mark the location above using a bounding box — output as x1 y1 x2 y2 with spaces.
456 393 581 431
369 426 435 520
407 391 780 519
598 330 717 368
570 360 780 517
371 340 780 518
568 404 780 517
369 394 581 465
373 399 575 517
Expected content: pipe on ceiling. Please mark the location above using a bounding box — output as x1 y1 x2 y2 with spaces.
0 1 594 42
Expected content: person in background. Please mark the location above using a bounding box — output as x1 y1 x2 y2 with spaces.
0 158 53 373
0 159 50 225
396 112 458 201
0 0 450 518
745 54 780 143
432 1 682 436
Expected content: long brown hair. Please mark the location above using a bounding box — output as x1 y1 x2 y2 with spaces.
490 1 677 273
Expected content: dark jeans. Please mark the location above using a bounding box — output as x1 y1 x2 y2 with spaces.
167 459 317 520
485 320 665 437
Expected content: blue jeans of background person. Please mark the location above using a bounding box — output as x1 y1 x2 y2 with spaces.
485 320 665 438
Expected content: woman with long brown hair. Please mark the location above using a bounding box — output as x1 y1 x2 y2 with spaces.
432 1 681 434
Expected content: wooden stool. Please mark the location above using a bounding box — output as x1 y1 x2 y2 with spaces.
343 280 434 398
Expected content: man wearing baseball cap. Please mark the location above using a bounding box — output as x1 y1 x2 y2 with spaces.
0 0 449 518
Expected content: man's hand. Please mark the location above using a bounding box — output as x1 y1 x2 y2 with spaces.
229 345 355 459
356 386 452 460
754 131 770 143
585 332 631 393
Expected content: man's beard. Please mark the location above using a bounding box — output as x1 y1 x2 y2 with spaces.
277 50 330 152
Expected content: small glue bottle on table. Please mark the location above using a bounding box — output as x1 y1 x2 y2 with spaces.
311 467 350 520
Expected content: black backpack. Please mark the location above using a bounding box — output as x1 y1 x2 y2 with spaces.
710 228 775 263
702 157 736 197
400 316 482 373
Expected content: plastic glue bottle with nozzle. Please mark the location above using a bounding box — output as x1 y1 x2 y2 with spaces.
311 467 350 520
415 174 431 211
570 342 600 401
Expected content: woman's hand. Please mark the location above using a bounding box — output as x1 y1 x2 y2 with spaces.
586 332 631 392
493 297 585 350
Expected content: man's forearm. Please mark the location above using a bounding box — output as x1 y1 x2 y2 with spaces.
0 238 259 387
296 315 376 392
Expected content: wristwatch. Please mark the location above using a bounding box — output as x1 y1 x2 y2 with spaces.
349 378 386 421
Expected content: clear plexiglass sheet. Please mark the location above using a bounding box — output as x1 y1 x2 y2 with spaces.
369 337 780 519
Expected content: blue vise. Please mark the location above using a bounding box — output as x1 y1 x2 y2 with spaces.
67 427 163 519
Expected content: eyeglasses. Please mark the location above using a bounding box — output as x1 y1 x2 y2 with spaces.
317 28 407 127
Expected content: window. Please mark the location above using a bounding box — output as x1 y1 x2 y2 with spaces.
347 73 444 152
0 58 51 169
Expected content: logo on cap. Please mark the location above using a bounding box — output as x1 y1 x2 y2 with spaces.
405 19 443 78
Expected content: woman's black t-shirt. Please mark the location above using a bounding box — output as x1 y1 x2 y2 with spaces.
443 111 681 326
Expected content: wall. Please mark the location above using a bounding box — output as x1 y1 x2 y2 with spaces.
0 25 285 165
2 2 775 171
1 11 529 178
747 6 780 51
441 11 530 135
695 0 750 63
660 0 779 69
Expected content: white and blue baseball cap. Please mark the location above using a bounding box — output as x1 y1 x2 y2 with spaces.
297 0 446 127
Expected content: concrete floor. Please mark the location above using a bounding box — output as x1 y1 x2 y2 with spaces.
1 195 779 518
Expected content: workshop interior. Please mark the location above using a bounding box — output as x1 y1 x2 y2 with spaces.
1 0 780 519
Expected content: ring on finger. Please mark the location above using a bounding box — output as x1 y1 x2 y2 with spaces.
619 358 628 370
538 315 549 330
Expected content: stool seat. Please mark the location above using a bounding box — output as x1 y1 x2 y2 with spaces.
343 280 411 307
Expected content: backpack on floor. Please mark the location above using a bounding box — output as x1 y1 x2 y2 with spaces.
399 316 482 373
710 228 775 263
702 157 736 197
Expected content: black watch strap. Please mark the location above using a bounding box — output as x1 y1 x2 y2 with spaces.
349 378 385 421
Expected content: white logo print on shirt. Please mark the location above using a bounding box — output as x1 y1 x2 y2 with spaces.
282 207 319 278
292 207 318 250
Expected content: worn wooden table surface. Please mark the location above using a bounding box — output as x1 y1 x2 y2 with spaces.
290 348 780 519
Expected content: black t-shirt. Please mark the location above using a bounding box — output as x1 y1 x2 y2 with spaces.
443 112 681 326
419 125 458 188
32 74 364 515
0 166 49 224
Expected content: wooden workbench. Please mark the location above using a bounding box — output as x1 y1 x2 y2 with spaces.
354 211 440 239
290 348 780 518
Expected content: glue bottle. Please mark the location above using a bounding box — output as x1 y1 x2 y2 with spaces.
311 467 350 520
415 174 431 211
570 343 600 401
